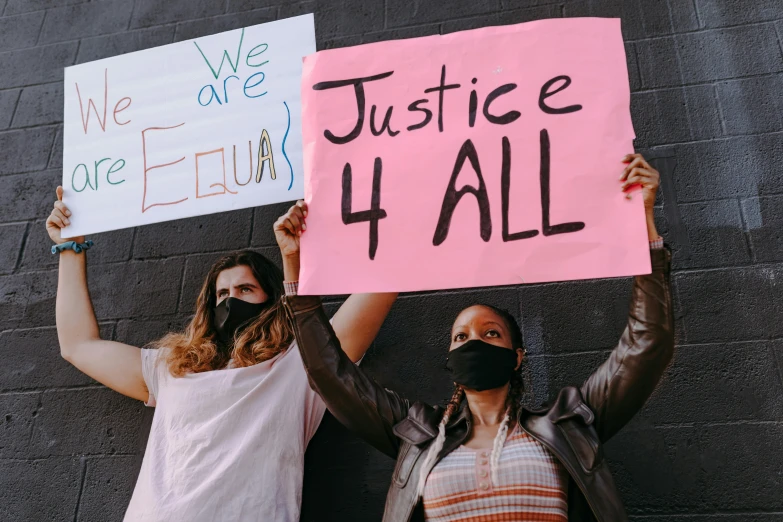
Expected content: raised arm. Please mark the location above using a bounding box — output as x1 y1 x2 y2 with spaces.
48 187 148 402
273 200 397 363
581 154 674 442
284 294 409 458
581 247 673 441
274 201 404 457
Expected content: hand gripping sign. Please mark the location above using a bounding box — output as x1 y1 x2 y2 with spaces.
299 18 649 294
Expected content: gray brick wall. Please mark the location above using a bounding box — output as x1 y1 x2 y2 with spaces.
1 1 781 521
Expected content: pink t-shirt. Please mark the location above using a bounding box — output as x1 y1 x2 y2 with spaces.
124 343 325 522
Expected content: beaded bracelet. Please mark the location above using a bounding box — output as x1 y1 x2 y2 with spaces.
51 240 94 255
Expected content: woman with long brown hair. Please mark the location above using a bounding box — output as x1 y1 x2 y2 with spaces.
45 187 396 522
282 153 674 521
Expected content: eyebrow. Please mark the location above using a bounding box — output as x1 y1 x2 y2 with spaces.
216 282 258 292
452 320 506 332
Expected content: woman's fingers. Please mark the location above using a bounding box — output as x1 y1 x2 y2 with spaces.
621 155 651 181
287 203 307 233
287 212 302 233
54 200 71 217
53 208 70 226
296 199 308 218
283 217 300 237
622 168 657 191
56 186 64 202
48 212 67 229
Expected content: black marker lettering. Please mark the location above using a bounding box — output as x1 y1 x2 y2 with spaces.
313 71 394 144
370 105 400 137
433 139 492 246
539 76 583 114
424 65 461 132
341 158 388 260
540 129 585 236
407 99 433 131
483 83 521 125
501 136 539 241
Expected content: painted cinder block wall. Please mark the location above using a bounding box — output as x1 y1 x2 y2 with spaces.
1 1 782 521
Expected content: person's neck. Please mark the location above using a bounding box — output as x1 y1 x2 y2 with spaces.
464 384 509 426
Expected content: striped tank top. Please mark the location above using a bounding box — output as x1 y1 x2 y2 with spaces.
422 425 569 521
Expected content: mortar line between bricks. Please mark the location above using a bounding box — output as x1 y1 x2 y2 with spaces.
672 260 783 275
0 385 107 396
2 9 269 56
642 71 783 93
128 227 137 261
775 21 783 60
0 318 115 332
175 256 187 313
0 122 60 137
12 221 30 273
626 19 783 43
662 9 690 139
633 511 783 518
247 207 255 247
44 124 60 170
72 456 87 522
26 392 41 447
652 420 783 429
0 453 139 463
525 337 783 359
5 86 21 128
34 9 47 46
648 129 783 148
690 0 701 28
0 80 68 93
126 0 138 31
735 197 755 262
7 120 65 132
631 42 642 88
712 84 728 136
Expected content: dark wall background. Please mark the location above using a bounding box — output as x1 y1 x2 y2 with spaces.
1 0 782 521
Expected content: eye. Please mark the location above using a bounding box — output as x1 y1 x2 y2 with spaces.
241 287 251 293
217 290 228 297
453 332 467 342
486 329 501 338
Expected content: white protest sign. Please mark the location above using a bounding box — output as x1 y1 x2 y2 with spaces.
62 14 315 237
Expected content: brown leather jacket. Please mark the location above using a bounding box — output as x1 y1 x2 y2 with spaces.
284 248 673 522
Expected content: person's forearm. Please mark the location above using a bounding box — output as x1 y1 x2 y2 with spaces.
282 253 300 282
646 211 659 241
56 251 101 359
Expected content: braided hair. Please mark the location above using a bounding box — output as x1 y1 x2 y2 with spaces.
418 304 525 498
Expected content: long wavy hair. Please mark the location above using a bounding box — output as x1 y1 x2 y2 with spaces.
418 304 525 496
154 250 293 377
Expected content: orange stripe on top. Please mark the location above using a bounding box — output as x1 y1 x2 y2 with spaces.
423 427 569 522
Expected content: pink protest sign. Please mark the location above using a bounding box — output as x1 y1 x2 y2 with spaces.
299 18 648 294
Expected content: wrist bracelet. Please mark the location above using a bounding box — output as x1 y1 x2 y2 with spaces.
649 237 664 250
51 240 94 255
284 280 299 296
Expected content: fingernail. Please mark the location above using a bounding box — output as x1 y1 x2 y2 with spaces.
65 210 71 216
303 211 308 217
302 223 307 231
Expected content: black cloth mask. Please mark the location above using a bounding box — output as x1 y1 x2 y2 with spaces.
213 297 270 344
446 339 518 391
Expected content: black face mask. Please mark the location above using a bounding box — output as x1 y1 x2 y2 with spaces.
213 297 270 344
446 339 519 391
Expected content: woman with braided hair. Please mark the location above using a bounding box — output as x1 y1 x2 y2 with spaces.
282 153 674 521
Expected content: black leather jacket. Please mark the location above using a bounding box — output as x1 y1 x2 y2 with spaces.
284 248 673 522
